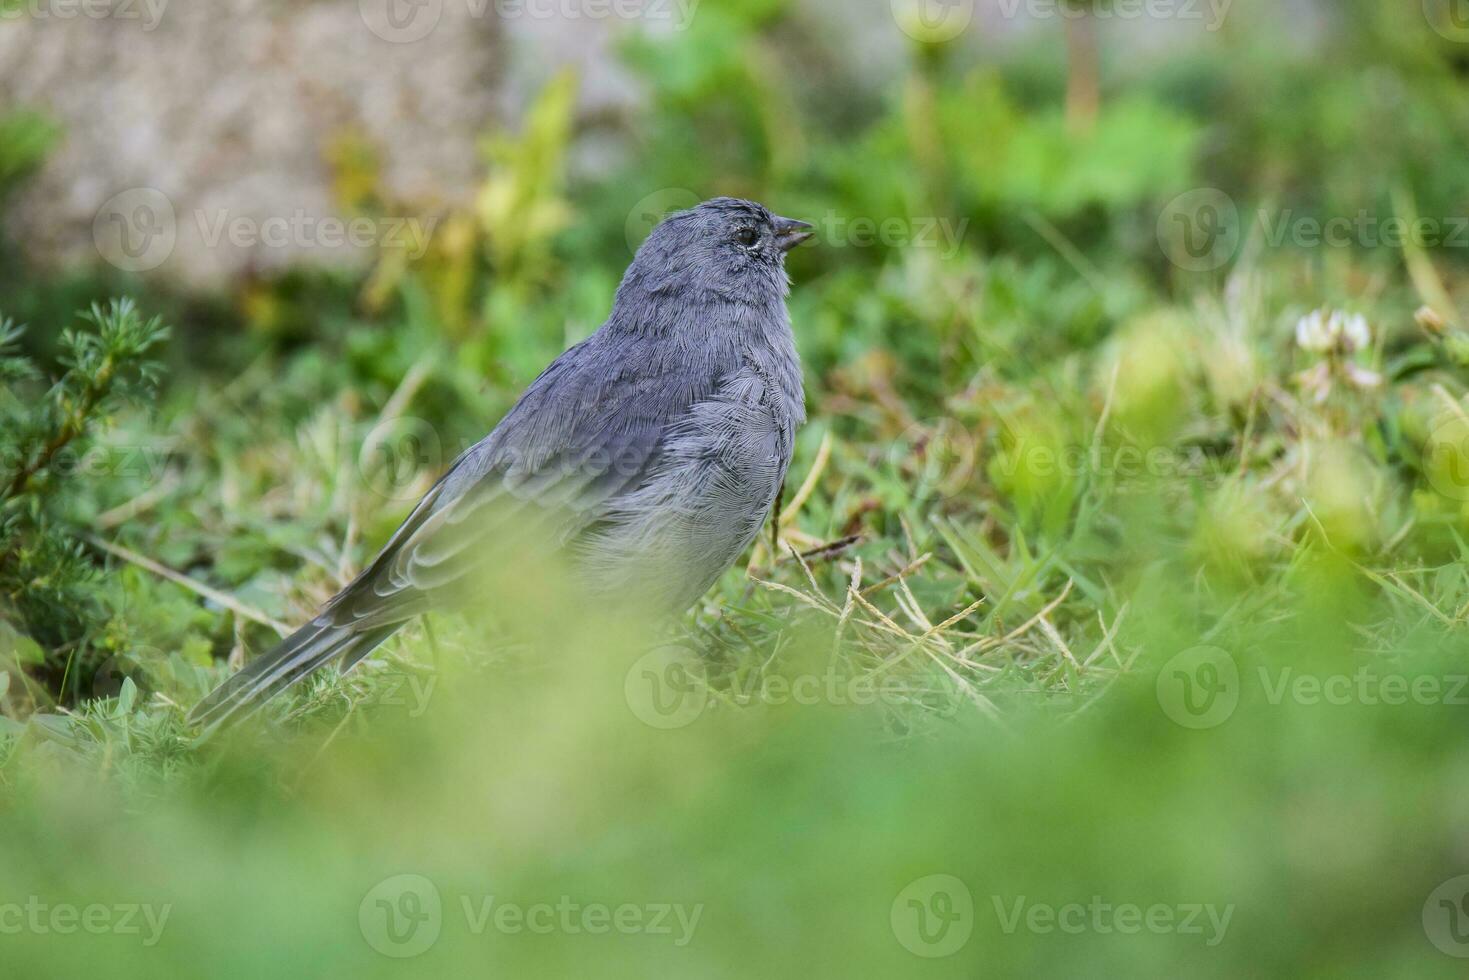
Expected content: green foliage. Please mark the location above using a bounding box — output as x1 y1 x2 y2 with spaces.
0 300 169 704
942 80 1202 218
475 70 579 290
1 300 169 503
0 109 60 195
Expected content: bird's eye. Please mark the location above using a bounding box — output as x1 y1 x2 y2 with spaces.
735 227 759 248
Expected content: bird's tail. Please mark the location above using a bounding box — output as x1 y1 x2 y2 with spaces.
187 618 398 733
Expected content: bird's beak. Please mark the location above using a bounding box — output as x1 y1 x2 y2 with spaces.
773 216 815 252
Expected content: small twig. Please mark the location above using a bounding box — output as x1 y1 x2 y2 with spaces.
847 588 914 640
961 580 1075 658
831 557 862 663
920 596 986 640
748 576 838 615
860 554 933 597
379 353 436 424
916 643 1003 722
780 431 832 526
1039 616 1080 670
1021 209 1107 295
798 535 862 562
3 358 114 501
1083 602 1129 668
81 533 291 636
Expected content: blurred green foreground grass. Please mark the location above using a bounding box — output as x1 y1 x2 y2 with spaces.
3 588 1469 978
5 0 1469 975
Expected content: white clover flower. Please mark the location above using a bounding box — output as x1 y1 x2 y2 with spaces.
1334 311 1370 353
1295 309 1371 355
1295 310 1332 352
1293 309 1380 400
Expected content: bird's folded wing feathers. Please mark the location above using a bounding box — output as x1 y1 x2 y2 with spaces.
320 339 709 630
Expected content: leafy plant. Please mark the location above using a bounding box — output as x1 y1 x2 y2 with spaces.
0 300 169 706
0 109 60 196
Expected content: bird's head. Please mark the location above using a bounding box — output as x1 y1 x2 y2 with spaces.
619 198 814 312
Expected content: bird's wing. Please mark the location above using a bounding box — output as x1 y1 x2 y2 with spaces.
321 336 707 630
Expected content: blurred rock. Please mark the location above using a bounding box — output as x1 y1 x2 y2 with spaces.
0 0 507 288
0 0 1331 289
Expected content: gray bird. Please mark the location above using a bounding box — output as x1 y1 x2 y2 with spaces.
189 198 811 729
